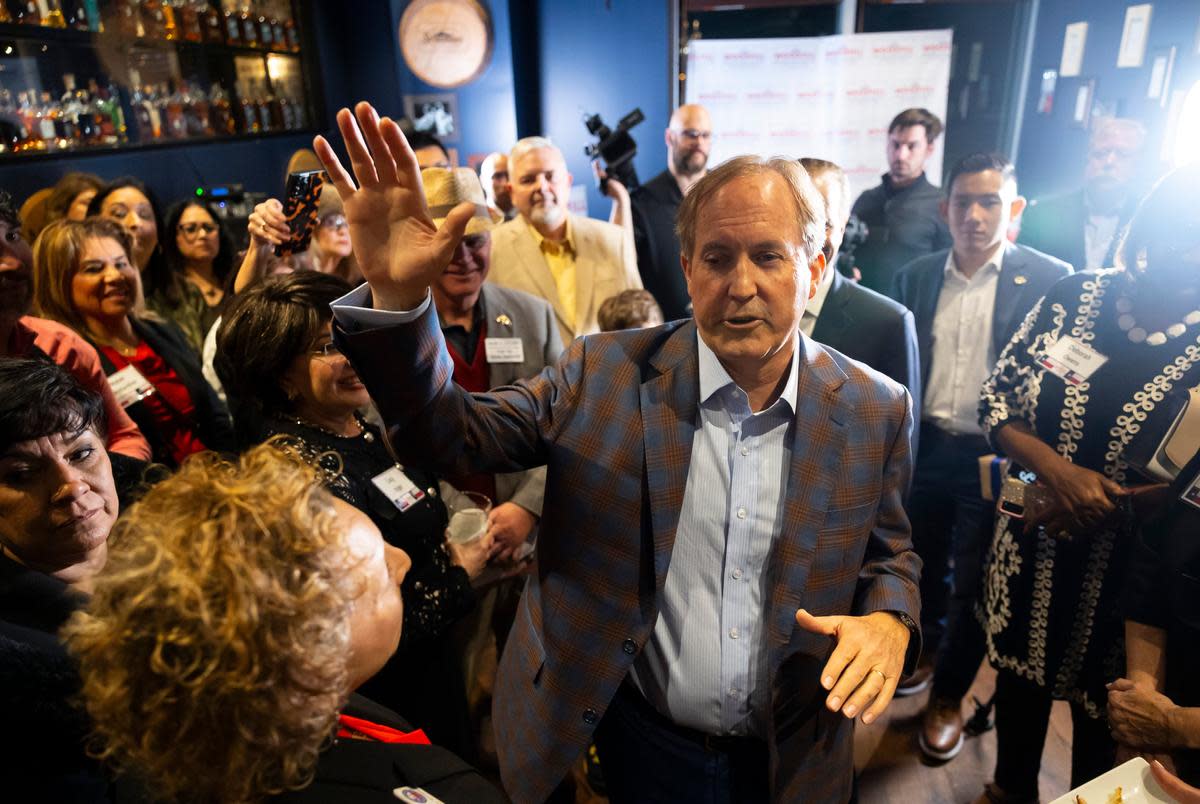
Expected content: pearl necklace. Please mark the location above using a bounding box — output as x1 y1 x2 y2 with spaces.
1115 295 1200 346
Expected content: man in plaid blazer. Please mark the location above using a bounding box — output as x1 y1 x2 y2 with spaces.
318 103 921 804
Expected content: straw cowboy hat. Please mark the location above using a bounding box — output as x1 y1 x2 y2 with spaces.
420 167 503 235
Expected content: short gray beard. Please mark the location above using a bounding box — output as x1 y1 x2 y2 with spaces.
529 204 566 230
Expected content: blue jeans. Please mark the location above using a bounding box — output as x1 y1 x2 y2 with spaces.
593 684 770 804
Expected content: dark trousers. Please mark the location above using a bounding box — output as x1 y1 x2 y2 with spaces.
993 669 1116 798
909 422 994 701
593 684 770 804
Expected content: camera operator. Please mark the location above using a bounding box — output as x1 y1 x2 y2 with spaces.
601 105 712 321
799 158 920 408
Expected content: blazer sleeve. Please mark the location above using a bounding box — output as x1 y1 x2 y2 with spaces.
335 303 584 479
852 387 922 672
617 221 642 290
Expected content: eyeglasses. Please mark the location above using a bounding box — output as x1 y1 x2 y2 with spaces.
319 215 349 231
672 128 712 142
178 222 218 237
311 341 343 360
463 233 490 251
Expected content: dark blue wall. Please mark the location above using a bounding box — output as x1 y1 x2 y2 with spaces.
1016 0 1200 198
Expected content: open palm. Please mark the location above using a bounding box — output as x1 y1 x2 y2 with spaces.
313 102 475 310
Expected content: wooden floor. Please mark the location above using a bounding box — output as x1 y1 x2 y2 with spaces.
856 663 1073 804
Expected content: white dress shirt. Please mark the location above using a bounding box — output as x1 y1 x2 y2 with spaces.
799 262 837 337
923 247 1003 435
1085 212 1120 271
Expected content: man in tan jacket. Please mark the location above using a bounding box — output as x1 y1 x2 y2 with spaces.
488 136 640 344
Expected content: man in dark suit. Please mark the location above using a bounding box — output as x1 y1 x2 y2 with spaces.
801 158 920 412
1018 117 1145 272
318 102 921 804
851 108 952 293
891 153 1072 762
626 103 713 321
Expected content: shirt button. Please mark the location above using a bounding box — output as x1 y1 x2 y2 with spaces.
729 627 740 640
583 708 598 725
622 638 637 655
740 446 749 456
732 568 743 580
736 507 747 520
729 687 740 696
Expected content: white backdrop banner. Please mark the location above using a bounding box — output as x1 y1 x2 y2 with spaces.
686 30 953 198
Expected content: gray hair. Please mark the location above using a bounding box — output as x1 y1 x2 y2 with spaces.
1089 117 1147 150
510 136 562 167
676 155 826 262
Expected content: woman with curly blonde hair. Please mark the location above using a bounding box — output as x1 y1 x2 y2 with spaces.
63 444 505 803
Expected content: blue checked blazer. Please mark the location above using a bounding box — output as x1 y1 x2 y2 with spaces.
336 305 921 804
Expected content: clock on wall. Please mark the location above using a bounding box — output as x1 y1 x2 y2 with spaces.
399 0 495 89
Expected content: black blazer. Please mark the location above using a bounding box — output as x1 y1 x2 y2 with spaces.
271 694 507 803
629 169 690 321
92 316 234 467
1018 189 1136 272
890 241 1072 396
811 269 922 416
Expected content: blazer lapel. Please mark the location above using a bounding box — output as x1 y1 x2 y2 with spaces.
766 337 850 654
480 284 517 388
507 218 572 333
913 263 944 390
992 242 1029 358
810 270 853 345
571 218 597 332
639 323 700 591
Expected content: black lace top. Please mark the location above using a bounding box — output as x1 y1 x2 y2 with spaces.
263 415 475 645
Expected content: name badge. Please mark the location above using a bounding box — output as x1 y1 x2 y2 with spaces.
1036 335 1108 386
393 787 446 804
485 337 524 364
1181 467 1200 511
108 365 156 408
371 465 425 512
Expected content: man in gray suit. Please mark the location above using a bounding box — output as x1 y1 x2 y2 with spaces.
891 153 1071 761
423 167 564 559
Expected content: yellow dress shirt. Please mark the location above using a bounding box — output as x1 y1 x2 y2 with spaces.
528 220 578 331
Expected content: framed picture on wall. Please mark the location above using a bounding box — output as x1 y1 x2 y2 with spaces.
1038 68 1057 114
1117 4 1153 68
1147 46 1176 103
404 93 460 142
1072 79 1095 128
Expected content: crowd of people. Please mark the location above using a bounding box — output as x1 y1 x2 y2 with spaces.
1 96 1198 804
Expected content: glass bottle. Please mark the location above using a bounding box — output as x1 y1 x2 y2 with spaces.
162 0 179 40
284 10 299 51
141 0 166 39
42 0 68 27
67 3 92 30
239 4 258 47
163 82 186 138
15 2 40 24
208 82 235 135
257 3 273 49
178 0 202 41
37 91 62 149
200 1 223 42
222 1 241 44
0 3 11 23
237 82 259 133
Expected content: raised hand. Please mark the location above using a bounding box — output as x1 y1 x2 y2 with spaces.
313 102 476 310
795 608 910 725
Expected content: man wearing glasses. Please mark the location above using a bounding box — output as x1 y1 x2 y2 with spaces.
1019 117 1145 272
628 104 713 321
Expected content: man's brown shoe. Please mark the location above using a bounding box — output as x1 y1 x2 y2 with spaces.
919 696 964 761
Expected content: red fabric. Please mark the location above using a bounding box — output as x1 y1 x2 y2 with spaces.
99 340 207 465
10 317 151 460
336 714 430 745
445 324 497 501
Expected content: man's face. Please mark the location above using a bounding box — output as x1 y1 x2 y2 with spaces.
886 125 934 184
511 147 572 230
0 217 33 321
809 171 849 264
682 174 823 370
666 105 713 178
943 169 1025 260
434 232 491 303
415 146 451 170
1085 126 1142 199
489 155 512 211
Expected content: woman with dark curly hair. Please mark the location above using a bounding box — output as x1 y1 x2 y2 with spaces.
63 444 505 803
215 271 490 755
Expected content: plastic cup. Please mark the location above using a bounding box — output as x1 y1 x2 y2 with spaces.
446 491 492 545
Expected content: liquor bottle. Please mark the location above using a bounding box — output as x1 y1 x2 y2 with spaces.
37 91 62 149
199 1 223 42
263 81 283 131
141 0 166 38
162 0 179 40
185 82 212 136
100 80 128 142
222 1 241 44
58 75 83 146
270 10 284 50
85 79 112 142
15 2 40 24
239 4 257 47
13 92 44 152
256 2 273 49
208 82 235 135
237 82 259 133
0 3 12 23
67 3 92 30
178 0 201 41
284 9 299 51
164 82 186 138
42 0 68 27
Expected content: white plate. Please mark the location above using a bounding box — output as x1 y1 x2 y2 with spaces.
1050 757 1173 804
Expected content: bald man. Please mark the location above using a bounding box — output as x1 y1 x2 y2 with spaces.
628 104 713 320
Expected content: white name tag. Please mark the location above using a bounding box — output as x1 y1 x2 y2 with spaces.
108 365 156 408
393 787 446 804
1037 335 1108 386
371 465 425 512
1181 467 1200 511
484 337 524 364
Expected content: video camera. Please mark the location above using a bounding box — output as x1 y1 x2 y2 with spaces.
838 213 868 277
583 108 644 192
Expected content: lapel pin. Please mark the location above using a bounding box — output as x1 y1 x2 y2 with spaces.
496 314 512 326
1013 275 1028 285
